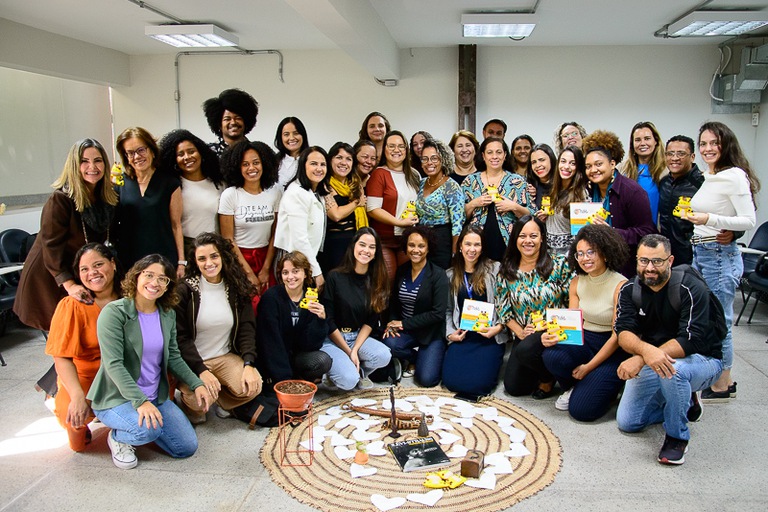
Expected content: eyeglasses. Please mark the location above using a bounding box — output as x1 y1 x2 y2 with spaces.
561 131 580 139
420 156 440 163
386 144 406 151
125 146 149 160
637 256 671 268
664 151 690 159
575 249 597 260
140 271 170 287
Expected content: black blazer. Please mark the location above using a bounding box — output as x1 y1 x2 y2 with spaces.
389 260 449 344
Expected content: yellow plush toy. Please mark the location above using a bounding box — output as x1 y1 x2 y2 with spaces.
472 311 490 331
485 186 501 202
540 196 554 215
299 288 318 309
546 318 568 341
400 201 417 219
672 196 693 218
530 311 547 331
587 207 610 224
111 163 125 187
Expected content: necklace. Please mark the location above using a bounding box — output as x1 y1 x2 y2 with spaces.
426 175 445 188
484 170 502 188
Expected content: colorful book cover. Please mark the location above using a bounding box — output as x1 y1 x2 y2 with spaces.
570 202 603 235
459 299 495 331
546 308 584 346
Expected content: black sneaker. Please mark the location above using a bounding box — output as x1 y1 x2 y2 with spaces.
687 391 703 422
701 382 737 403
658 435 688 465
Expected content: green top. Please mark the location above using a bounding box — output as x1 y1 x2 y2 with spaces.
87 298 203 410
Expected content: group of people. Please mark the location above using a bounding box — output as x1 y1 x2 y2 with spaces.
12 86 759 468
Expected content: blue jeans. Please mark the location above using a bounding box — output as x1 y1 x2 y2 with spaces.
320 331 392 390
693 242 740 369
616 354 722 440
382 331 446 387
93 399 198 458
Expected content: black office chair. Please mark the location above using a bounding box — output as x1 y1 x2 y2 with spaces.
737 221 768 305
736 252 768 328
0 229 31 286
0 274 16 365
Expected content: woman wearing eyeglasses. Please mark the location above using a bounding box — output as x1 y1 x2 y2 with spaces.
542 224 629 420
415 138 465 269
114 127 185 277
88 254 211 470
366 131 420 281
554 122 587 154
684 121 759 401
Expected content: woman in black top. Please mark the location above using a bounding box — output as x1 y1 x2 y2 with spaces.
320 227 392 390
256 251 331 385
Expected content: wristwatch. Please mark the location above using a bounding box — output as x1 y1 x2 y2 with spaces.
178 260 188 266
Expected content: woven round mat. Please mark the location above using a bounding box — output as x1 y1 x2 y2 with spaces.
260 387 561 512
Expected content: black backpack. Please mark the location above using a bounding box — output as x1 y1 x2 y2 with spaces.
631 264 727 342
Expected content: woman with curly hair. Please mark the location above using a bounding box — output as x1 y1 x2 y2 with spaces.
543 224 629 421
274 116 310 188
174 233 261 424
45 243 120 451
443 225 508 396
320 228 392 390
321 142 368 274
218 140 282 299
497 215 572 399
115 127 185 276
582 130 655 277
158 129 223 255
463 137 533 261
554 121 587 154
684 121 759 401
15 138 117 332
448 130 480 185
256 251 332 384
358 111 391 160
88 254 211 469
622 121 666 222
415 138 464 268
366 131 421 281
542 146 588 256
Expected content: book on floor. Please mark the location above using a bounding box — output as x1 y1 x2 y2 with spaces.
387 436 451 472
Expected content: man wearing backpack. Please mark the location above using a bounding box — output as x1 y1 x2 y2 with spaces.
614 234 723 465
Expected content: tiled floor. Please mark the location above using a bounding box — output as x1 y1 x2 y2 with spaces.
1 297 767 512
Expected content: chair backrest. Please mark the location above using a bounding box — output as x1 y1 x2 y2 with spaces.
0 229 31 286
748 221 768 251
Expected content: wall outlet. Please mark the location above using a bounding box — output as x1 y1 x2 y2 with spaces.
752 112 759 127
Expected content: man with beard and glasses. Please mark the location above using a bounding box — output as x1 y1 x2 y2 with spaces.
613 234 723 465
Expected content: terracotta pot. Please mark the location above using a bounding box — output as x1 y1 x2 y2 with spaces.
274 380 317 412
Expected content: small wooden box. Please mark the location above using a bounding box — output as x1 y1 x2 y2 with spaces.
460 449 485 478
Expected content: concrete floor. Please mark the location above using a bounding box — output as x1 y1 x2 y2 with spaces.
1 296 767 512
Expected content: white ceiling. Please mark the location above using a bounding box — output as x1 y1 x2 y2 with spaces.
2 0 767 53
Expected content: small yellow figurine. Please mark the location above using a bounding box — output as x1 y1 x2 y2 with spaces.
111 163 125 187
530 311 547 331
546 318 568 341
485 186 501 202
400 201 417 219
540 196 554 215
587 207 610 224
299 287 318 309
472 311 490 331
672 196 693 218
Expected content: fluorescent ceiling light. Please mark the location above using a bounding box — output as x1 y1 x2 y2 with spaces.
145 24 239 47
461 13 537 38
668 11 768 37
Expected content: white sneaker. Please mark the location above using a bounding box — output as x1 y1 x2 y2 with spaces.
357 375 374 390
555 389 572 411
107 429 137 469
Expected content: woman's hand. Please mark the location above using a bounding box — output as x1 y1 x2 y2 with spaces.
540 332 560 347
349 348 361 372
307 300 326 319
247 272 261 292
447 329 468 343
66 396 91 429
356 194 367 208
682 211 710 226
469 194 493 210
137 401 163 429
63 281 93 305
478 324 503 339
591 215 609 226
572 364 592 380
495 196 519 214
384 320 403 338
397 216 419 228
521 323 536 339
176 264 185 279
241 365 262 397
535 209 549 222
314 274 325 291
199 370 221 401
194 386 212 412
256 267 271 293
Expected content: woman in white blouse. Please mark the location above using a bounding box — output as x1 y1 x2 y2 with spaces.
684 121 760 401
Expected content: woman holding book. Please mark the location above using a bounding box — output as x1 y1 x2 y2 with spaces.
542 224 629 420
443 226 507 396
